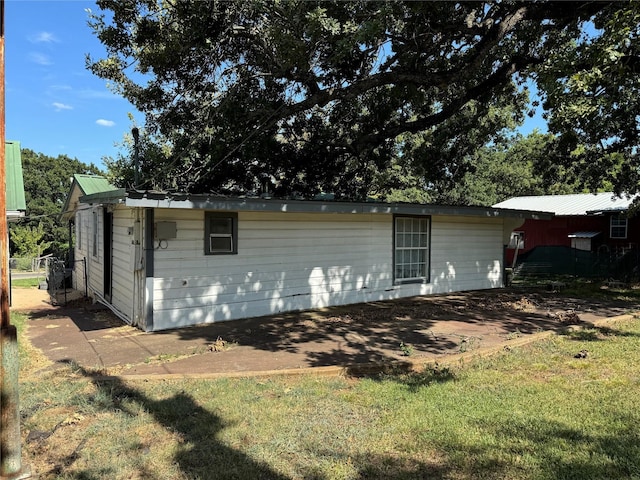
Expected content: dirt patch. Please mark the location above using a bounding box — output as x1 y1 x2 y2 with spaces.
11 287 58 312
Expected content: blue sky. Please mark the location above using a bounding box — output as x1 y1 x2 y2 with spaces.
5 0 140 170
5 0 546 173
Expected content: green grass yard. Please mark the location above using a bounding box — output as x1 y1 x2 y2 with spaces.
11 277 42 288
13 308 640 480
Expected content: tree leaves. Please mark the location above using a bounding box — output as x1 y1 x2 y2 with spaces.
87 1 637 200
11 150 101 258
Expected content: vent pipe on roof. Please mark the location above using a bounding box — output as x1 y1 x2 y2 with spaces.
132 127 140 189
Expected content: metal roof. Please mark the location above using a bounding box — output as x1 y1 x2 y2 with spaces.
60 174 119 219
493 192 636 216
567 231 601 238
5 140 26 217
79 189 553 220
73 174 117 196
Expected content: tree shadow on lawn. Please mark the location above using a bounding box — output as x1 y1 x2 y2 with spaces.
55 361 640 480
56 363 289 480
56 363 459 480
464 413 640 479
564 324 640 342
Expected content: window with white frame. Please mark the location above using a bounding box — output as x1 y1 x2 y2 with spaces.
610 214 628 239
394 215 430 283
205 212 238 255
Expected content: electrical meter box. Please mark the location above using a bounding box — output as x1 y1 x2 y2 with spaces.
155 221 177 240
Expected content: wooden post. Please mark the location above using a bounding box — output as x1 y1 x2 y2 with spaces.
0 0 8 329
0 1 30 476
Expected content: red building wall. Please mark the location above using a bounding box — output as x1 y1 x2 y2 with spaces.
507 214 640 265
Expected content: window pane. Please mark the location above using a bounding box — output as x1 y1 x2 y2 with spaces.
210 235 232 252
395 266 403 279
611 215 627 239
394 216 429 281
210 218 232 234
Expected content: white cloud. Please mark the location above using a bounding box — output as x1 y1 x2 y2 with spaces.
53 102 73 111
29 52 52 66
29 32 59 43
78 88 119 100
96 119 115 127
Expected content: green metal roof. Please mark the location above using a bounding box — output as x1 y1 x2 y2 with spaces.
60 174 118 219
73 174 117 196
5 140 26 214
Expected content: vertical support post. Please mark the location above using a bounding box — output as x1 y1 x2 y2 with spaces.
0 0 8 329
83 258 87 298
144 208 154 331
0 2 30 477
0 326 21 477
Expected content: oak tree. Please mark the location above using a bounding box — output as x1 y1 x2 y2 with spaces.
87 1 639 200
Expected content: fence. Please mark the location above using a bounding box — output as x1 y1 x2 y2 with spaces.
9 255 51 273
45 257 87 306
513 246 640 283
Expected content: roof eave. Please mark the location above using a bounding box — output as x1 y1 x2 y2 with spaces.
79 190 553 220
6 211 25 222
585 208 628 215
79 188 127 205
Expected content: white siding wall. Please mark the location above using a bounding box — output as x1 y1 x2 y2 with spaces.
150 210 505 331
71 207 89 294
72 206 105 301
430 216 503 291
72 205 100 295
87 207 104 298
110 207 135 322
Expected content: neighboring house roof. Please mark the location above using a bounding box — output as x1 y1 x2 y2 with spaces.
61 174 118 220
78 189 553 221
5 140 26 220
493 192 637 216
567 231 601 238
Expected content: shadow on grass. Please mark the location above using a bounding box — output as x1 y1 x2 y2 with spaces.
470 414 640 479
31 334 640 480
61 362 288 480
57 362 459 479
353 362 458 393
564 324 640 342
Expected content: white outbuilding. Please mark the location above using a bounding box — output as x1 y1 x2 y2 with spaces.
62 179 551 331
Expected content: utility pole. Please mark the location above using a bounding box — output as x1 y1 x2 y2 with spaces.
0 0 30 477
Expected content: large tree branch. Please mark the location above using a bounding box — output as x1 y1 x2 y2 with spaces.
353 55 541 150
241 3 548 137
